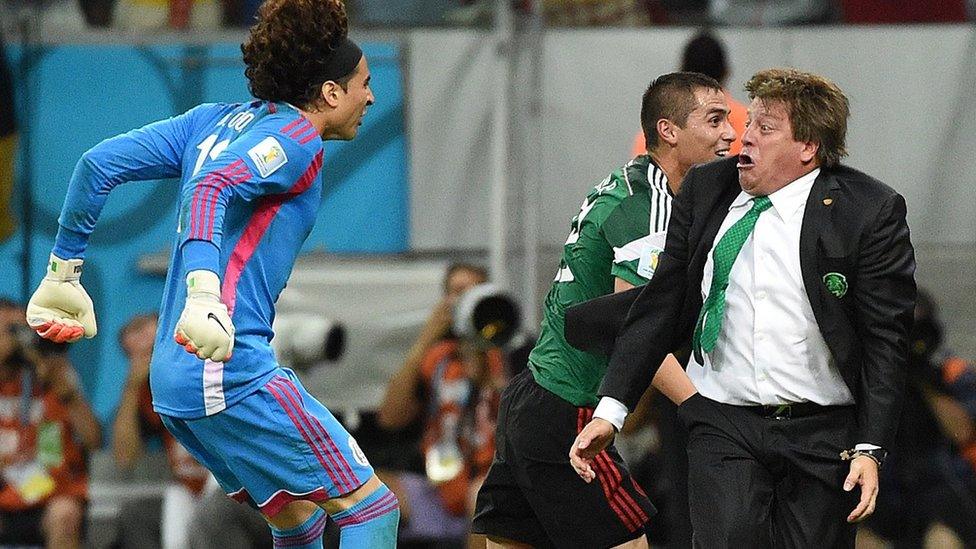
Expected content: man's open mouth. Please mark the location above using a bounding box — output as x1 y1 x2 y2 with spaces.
737 153 755 168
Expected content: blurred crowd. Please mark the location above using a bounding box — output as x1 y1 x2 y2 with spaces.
0 3 975 547
0 0 972 33
4 264 976 548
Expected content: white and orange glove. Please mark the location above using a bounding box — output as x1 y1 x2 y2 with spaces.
26 254 98 343
174 270 235 362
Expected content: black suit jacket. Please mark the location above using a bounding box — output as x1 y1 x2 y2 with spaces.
565 156 916 449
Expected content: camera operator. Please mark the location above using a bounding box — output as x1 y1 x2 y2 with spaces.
863 289 976 548
376 263 509 544
0 298 100 548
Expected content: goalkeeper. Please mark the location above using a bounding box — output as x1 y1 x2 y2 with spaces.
23 0 399 547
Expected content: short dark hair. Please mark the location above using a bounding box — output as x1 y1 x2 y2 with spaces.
745 68 849 167
681 31 729 84
242 0 349 109
641 72 723 152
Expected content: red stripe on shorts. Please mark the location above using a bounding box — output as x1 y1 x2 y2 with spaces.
277 378 358 491
584 408 648 527
266 378 348 493
270 377 356 492
595 451 647 529
578 408 639 532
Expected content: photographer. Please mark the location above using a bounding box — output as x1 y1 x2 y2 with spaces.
376 263 508 544
0 298 100 548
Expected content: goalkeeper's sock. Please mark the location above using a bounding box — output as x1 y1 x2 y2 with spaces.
270 506 326 549
332 483 400 548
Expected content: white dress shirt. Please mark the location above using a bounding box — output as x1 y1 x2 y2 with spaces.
690 167 853 406
595 168 860 431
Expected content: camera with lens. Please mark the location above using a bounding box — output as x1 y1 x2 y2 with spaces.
271 314 346 371
451 283 521 348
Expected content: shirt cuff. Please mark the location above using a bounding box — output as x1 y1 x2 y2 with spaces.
593 396 629 432
181 239 220 274
52 226 88 259
855 443 881 451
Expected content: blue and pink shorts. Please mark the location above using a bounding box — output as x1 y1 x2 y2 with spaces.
161 368 374 517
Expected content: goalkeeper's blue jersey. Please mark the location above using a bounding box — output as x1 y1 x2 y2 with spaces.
55 101 325 418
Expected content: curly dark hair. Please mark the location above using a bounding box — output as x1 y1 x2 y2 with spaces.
241 0 349 109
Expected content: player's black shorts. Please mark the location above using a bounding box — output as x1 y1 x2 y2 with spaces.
472 369 655 548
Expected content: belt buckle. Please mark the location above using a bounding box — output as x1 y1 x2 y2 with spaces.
767 404 791 420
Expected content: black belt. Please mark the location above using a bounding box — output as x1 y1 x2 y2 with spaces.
744 401 828 420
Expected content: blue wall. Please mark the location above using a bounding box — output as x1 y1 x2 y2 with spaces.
0 41 408 424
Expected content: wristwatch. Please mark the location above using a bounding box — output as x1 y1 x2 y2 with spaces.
840 447 887 467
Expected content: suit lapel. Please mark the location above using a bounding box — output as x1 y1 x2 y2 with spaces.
799 170 841 320
694 175 741 265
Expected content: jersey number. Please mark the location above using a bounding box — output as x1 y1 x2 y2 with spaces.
554 196 598 283
564 196 596 246
192 134 231 177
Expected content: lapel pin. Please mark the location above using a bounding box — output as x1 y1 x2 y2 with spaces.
823 198 833 206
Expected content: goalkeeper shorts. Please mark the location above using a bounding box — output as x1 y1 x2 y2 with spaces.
161 367 373 517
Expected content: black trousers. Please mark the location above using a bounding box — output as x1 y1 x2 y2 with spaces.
677 394 859 549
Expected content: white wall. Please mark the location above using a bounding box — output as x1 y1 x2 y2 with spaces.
409 25 976 249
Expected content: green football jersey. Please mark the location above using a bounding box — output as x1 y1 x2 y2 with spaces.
528 155 673 407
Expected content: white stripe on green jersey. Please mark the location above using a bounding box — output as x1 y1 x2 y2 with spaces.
529 155 674 407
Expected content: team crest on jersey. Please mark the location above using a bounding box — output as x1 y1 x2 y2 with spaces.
637 245 663 279
247 136 288 178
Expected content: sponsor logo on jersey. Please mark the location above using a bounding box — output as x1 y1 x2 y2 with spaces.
247 136 288 178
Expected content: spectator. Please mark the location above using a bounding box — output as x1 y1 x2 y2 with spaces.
115 0 221 31
112 313 211 549
0 298 100 548
376 263 507 544
862 289 976 548
632 30 747 157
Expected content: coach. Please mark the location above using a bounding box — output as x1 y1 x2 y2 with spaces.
568 68 916 548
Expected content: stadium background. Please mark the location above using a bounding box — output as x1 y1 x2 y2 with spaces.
0 1 974 546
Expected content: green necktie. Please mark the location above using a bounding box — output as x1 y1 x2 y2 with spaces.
692 195 773 360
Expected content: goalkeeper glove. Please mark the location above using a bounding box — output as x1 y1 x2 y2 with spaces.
174 270 235 362
26 254 97 343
